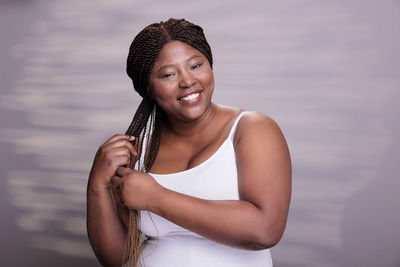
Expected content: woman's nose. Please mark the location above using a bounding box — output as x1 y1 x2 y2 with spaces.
178 70 195 88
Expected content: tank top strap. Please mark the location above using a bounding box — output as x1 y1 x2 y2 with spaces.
228 111 248 141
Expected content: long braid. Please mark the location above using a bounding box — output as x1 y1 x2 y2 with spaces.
124 18 213 266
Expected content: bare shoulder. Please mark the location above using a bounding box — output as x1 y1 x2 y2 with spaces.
233 110 291 185
234 111 284 146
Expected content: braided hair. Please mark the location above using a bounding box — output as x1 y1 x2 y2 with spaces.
124 18 213 266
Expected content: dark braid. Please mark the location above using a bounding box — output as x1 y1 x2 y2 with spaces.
124 18 213 266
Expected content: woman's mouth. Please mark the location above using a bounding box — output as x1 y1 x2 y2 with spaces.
178 91 202 103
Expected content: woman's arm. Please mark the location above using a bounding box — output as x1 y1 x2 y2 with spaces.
87 134 136 266
113 112 291 250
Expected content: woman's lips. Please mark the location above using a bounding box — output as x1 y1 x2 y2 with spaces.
178 91 202 104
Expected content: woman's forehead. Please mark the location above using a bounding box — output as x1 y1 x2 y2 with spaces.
153 41 205 68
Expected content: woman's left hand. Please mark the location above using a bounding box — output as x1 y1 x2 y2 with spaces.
111 167 162 210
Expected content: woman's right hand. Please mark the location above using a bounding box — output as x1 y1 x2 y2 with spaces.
88 134 137 190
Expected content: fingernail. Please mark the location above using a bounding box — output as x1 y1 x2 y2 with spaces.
129 136 135 140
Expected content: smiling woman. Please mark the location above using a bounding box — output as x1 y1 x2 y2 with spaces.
86 18 291 267
148 41 215 123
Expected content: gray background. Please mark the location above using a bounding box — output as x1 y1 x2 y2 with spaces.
1 0 399 266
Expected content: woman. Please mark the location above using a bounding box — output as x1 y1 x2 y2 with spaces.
87 18 291 267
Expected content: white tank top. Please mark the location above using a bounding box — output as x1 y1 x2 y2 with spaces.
139 111 273 267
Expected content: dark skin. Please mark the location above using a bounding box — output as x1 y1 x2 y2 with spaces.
87 41 291 266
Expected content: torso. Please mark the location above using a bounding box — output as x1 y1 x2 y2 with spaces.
149 104 243 174
138 108 273 267
115 104 244 228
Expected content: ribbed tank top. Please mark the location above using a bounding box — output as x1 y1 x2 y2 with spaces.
139 111 273 267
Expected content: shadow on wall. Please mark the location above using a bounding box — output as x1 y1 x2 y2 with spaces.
340 93 400 267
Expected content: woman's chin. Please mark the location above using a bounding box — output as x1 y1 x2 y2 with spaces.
175 103 213 123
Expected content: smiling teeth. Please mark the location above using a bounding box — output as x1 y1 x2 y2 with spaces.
181 92 199 101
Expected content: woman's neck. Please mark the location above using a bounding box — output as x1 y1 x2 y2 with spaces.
164 103 218 138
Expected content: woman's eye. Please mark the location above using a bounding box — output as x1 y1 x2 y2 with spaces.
161 73 173 78
191 63 202 70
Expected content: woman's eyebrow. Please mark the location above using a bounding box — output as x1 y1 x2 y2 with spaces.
156 64 175 73
186 54 202 62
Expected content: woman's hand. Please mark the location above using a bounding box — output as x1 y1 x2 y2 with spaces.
88 134 137 190
86 135 136 267
111 167 163 210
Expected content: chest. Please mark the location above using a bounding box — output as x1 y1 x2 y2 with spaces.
150 132 229 174
141 139 240 238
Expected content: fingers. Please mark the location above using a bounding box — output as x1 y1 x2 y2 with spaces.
91 135 136 188
106 134 135 144
103 135 137 159
110 139 137 157
111 147 132 158
99 135 137 165
116 166 132 177
112 156 130 169
111 150 135 170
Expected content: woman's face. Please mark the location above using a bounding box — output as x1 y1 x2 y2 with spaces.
148 40 215 123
